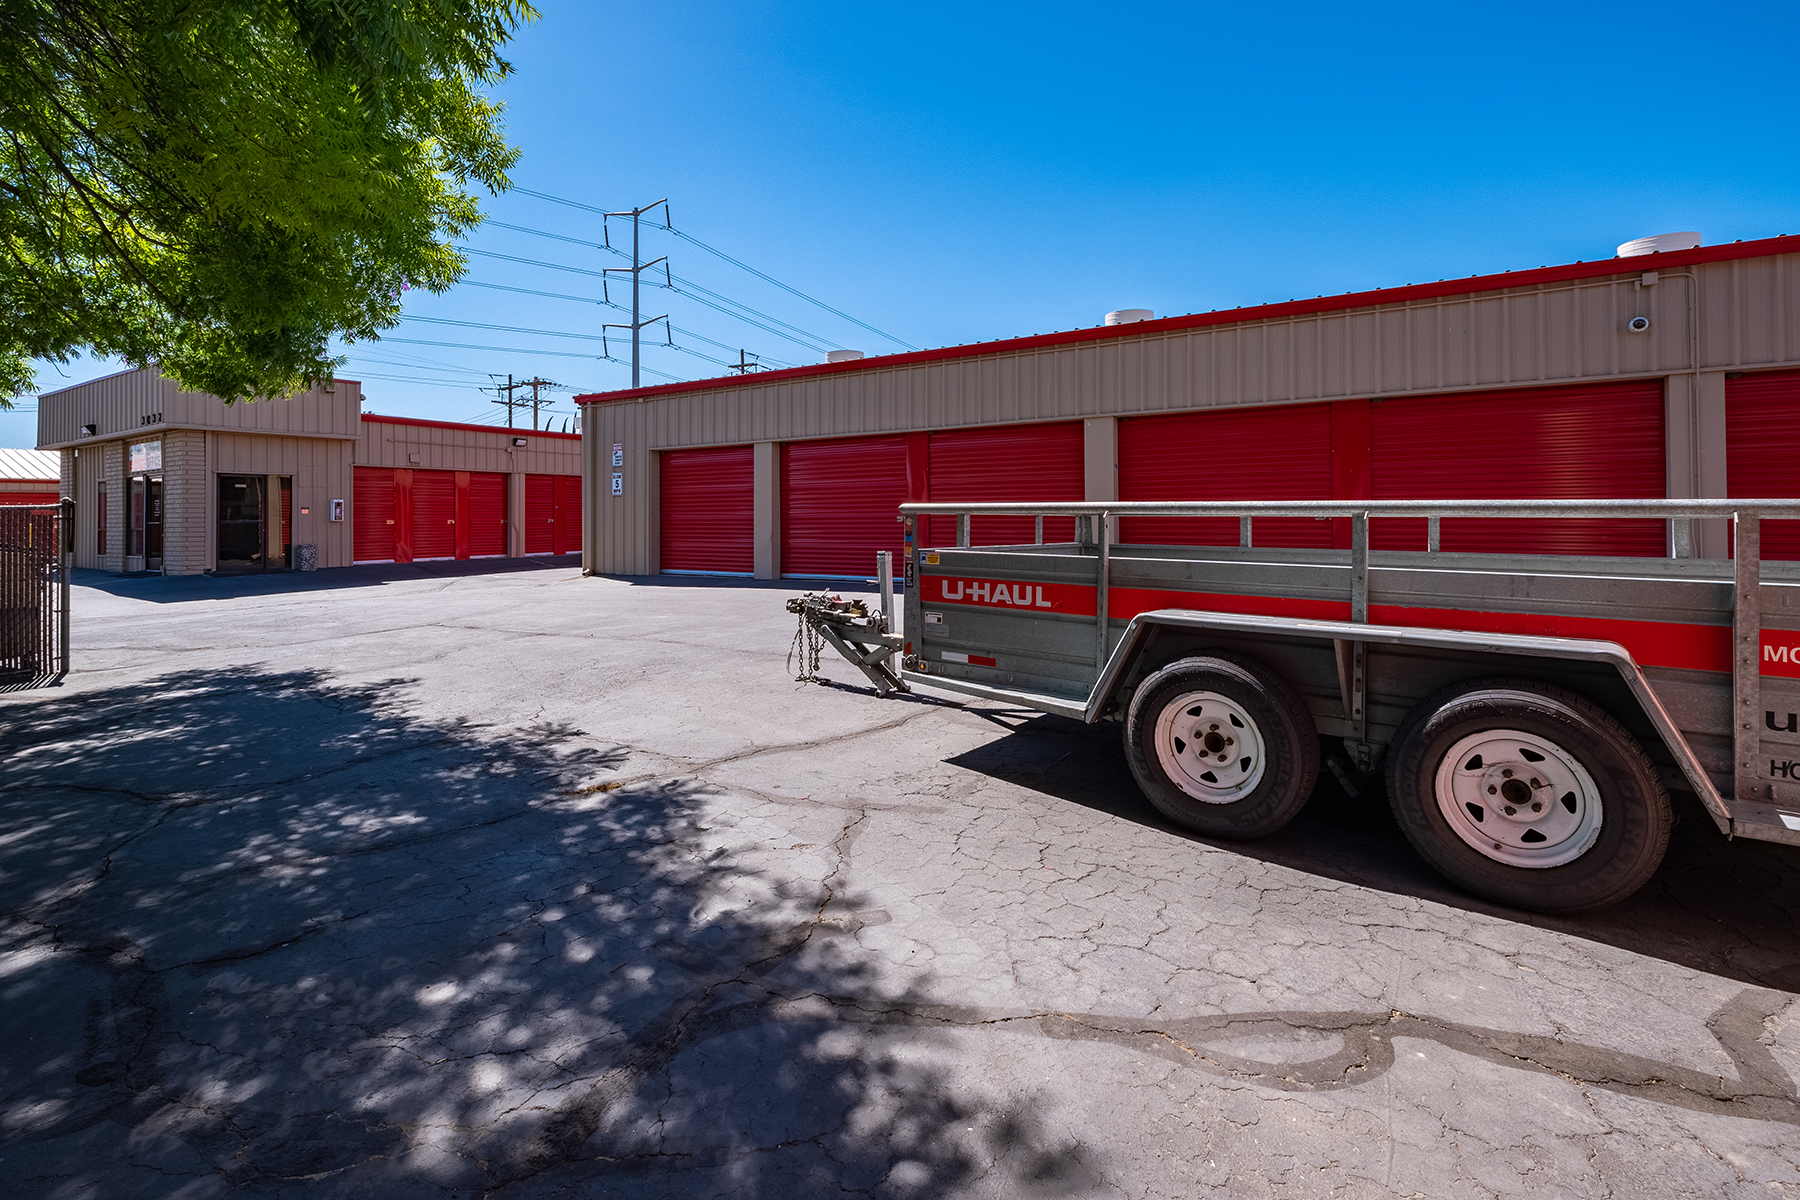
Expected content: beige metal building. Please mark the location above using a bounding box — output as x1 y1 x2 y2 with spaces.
38 367 582 575
576 233 1800 577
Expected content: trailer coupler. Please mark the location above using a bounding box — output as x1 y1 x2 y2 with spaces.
786 593 910 695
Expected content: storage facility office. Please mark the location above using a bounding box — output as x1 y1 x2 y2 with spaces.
576 234 1800 576
37 368 583 575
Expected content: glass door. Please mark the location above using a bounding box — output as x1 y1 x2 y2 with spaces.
217 475 265 571
145 477 163 571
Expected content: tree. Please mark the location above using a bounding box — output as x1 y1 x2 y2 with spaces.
0 0 533 407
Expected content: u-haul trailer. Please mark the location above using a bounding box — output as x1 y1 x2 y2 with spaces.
806 498 1800 912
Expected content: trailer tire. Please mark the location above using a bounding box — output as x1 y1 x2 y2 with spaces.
1124 654 1320 839
1386 678 1671 912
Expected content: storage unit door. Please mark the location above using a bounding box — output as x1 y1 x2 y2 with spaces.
1728 369 1800 560
554 475 582 555
1118 404 1334 548
352 467 396 562
525 474 555 554
0 490 59 507
926 422 1084 548
781 435 908 578
660 446 754 574
1370 380 1666 555
410 469 457 560
468 472 508 557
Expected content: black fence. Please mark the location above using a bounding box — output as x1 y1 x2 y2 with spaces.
0 501 68 687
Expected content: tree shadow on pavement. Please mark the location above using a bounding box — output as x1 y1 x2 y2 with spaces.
0 670 1095 1198
945 711 1800 994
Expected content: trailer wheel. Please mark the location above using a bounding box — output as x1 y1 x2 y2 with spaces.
1124 654 1320 839
1386 679 1671 912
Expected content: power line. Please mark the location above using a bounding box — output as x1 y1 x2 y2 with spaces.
509 187 917 350
465 228 845 354
486 374 560 429
379 337 684 381
458 280 799 366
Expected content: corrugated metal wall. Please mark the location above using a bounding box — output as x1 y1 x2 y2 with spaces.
585 252 1800 575
38 367 362 447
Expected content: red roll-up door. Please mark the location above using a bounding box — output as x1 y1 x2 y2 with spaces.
1370 380 1666 555
1728 369 1800 561
525 474 554 554
781 435 908 577
1118 404 1335 548
353 467 396 562
0 490 60 507
661 446 754 574
926 422 1084 547
468 472 507 557
554 475 581 555
410 469 457 560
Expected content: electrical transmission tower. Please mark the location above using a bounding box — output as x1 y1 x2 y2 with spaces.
488 374 559 429
603 199 672 389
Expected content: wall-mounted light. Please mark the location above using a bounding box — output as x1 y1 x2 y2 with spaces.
512 437 528 447
81 423 97 437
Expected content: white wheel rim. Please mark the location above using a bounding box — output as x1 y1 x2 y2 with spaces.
1153 690 1267 804
1434 728 1603 868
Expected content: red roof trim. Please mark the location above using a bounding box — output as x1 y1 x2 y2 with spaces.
576 235 1800 406
360 413 582 440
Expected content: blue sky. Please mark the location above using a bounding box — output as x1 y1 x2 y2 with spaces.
7 0 1797 447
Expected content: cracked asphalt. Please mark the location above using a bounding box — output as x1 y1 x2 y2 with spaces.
3 560 1800 1199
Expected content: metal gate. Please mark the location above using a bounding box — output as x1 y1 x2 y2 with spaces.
0 499 70 686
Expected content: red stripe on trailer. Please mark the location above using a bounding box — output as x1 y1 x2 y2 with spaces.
920 573 1733 672
1727 369 1800 562
660 446 754 573
940 651 999 667
1762 630 1800 680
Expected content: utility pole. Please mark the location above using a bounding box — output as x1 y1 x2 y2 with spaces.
728 349 764 375
489 374 558 427
603 199 672 389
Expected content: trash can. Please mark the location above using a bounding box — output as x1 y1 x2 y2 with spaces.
295 543 318 572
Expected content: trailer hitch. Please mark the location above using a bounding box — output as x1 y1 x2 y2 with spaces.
786 593 910 695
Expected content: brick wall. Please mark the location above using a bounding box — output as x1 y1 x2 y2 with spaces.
159 429 207 574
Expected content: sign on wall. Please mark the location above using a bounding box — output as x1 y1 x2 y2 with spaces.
128 441 162 472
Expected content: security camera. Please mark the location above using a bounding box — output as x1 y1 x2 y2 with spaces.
1627 316 1651 333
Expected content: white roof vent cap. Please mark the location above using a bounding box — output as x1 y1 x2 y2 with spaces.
1617 231 1701 258
1105 308 1154 326
826 349 865 363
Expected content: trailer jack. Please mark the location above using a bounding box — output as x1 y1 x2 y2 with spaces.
786 593 910 695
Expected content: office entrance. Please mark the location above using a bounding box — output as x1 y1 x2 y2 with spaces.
217 474 291 572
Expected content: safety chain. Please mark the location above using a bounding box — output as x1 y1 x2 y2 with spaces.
787 603 826 682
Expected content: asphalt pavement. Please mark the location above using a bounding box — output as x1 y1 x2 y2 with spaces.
3 560 1798 1198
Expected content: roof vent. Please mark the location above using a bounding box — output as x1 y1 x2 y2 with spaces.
1105 309 1154 326
826 349 865 363
1616 231 1701 258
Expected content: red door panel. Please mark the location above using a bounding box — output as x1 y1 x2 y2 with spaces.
781 435 908 577
410 469 457 560
0 491 60 507
1728 369 1800 560
525 474 554 554
1119 404 1335 548
467 472 507 557
556 475 581 555
352 467 396 562
660 446 754 573
1371 380 1666 555
926 422 1084 548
